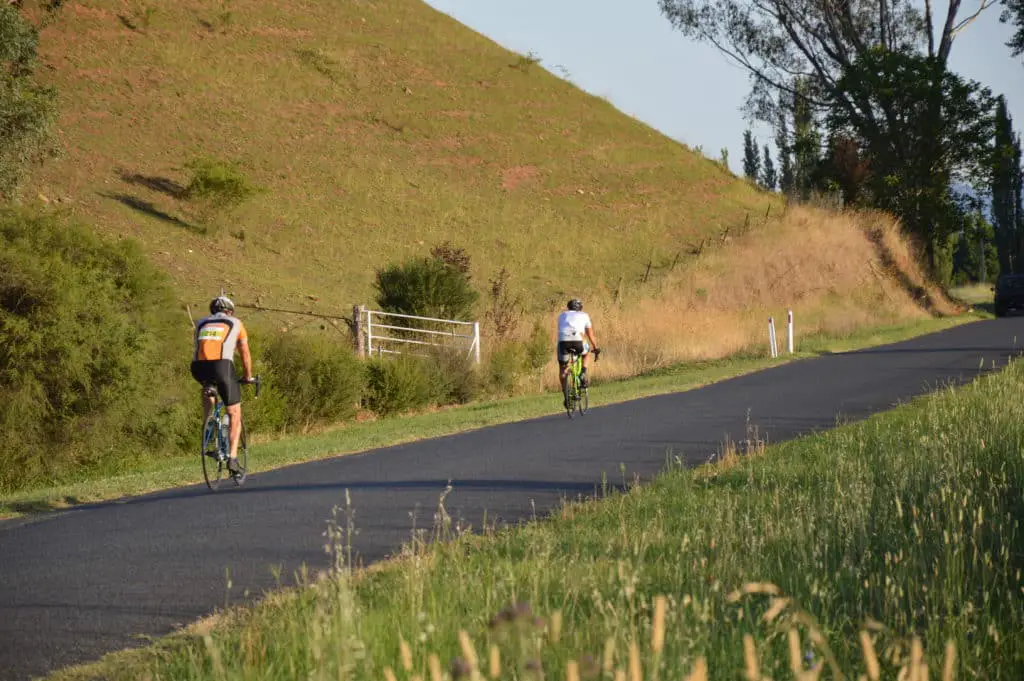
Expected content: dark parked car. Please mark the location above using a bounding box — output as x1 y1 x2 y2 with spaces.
993 274 1024 317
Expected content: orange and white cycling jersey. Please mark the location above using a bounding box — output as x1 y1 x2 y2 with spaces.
193 313 248 362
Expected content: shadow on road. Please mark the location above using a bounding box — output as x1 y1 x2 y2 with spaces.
9 479 629 520
842 344 1023 356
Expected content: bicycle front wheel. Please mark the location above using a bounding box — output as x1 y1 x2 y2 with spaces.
201 414 227 491
577 385 589 415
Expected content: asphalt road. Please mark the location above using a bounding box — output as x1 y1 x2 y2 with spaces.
2 317 1024 680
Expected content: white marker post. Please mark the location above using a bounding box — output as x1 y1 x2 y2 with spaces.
768 316 778 358
787 309 794 354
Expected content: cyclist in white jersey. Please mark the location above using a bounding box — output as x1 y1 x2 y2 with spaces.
557 299 600 403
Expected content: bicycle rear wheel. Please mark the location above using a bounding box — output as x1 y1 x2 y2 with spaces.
201 413 227 490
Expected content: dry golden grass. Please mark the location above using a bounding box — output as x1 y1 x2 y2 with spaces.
509 205 957 388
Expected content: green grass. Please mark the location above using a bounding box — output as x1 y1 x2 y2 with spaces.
951 283 996 311
26 0 777 314
45 312 1022 681
0 311 982 518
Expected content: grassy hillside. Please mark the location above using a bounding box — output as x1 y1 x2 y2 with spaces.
25 0 779 314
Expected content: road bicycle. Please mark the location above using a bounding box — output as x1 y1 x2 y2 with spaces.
201 375 260 490
562 346 600 419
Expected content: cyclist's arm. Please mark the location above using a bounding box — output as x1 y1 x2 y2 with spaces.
585 325 597 349
239 338 254 381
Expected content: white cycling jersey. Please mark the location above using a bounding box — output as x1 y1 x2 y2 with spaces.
557 310 592 341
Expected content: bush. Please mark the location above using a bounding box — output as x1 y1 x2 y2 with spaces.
524 320 551 372
0 208 190 491
0 6 57 197
364 355 438 417
263 331 365 430
183 156 262 224
487 343 527 397
428 346 481 405
374 254 479 321
484 267 523 340
237 325 288 436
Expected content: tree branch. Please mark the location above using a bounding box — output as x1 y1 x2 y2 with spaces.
924 0 936 56
951 0 998 36
938 0 962 62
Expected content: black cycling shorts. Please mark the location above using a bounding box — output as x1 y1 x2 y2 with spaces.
190 359 241 406
557 340 588 364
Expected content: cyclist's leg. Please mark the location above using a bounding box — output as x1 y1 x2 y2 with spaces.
579 341 591 386
225 402 242 459
213 360 243 461
556 342 572 405
190 361 217 423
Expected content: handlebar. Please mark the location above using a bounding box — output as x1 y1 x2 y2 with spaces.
241 374 262 398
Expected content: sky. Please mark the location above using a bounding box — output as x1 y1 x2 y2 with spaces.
424 0 1023 174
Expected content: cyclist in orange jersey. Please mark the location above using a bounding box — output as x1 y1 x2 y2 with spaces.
190 295 254 474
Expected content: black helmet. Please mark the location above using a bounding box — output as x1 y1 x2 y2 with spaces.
210 295 235 314
567 298 583 312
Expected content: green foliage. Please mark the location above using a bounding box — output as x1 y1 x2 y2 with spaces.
487 322 550 397
0 208 190 491
183 157 262 220
524 320 550 372
952 209 1000 285
510 51 541 73
760 143 776 190
428 347 481 406
991 96 1021 275
487 343 527 396
294 47 343 83
484 267 523 340
238 326 288 435
0 5 57 197
742 129 759 181
830 51 995 272
374 253 479 321
363 355 437 417
263 332 366 430
776 114 794 195
1003 0 1024 57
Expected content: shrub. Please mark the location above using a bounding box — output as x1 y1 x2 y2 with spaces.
428 346 481 405
487 342 527 397
0 208 190 491
0 6 57 197
364 355 437 417
374 254 479 321
237 325 288 435
429 241 471 275
484 267 523 340
183 156 262 222
263 332 365 430
524 320 551 372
